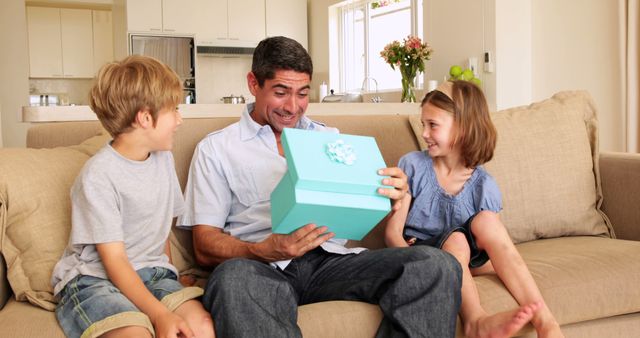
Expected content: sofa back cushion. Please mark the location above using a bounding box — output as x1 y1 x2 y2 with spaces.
409 91 612 243
0 133 109 310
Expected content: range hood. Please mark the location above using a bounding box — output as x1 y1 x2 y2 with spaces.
196 46 255 55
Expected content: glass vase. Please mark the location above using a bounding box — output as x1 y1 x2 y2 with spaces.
399 63 418 103
401 75 417 103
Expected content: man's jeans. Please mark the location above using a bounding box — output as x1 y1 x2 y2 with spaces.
203 246 462 338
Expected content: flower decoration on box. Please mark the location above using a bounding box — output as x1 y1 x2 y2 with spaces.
380 35 433 102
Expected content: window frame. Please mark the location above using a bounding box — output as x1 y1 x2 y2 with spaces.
333 0 423 93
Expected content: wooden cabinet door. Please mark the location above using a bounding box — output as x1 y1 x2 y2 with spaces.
228 0 265 46
93 10 114 74
265 0 308 49
61 9 94 78
127 0 162 32
27 7 63 77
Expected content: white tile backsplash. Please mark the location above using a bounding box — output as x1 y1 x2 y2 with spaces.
195 55 253 104
29 78 93 105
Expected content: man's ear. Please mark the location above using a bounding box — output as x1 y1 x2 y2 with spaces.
247 71 259 96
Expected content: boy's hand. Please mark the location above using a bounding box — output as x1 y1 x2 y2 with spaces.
250 223 334 261
153 310 194 338
377 167 409 210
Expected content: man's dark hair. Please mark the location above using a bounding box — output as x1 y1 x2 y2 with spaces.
252 36 313 86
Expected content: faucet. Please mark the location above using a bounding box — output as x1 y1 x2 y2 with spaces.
361 77 382 103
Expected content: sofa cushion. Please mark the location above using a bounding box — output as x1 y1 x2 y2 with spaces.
0 133 108 310
409 91 611 243
0 299 65 337
475 237 640 332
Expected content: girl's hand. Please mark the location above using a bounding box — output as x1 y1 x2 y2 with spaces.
377 167 409 210
406 237 417 246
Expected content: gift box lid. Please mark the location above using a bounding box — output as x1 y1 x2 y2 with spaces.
281 128 388 196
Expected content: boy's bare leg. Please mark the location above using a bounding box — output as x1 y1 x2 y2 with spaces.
174 299 216 338
471 211 564 338
443 232 539 338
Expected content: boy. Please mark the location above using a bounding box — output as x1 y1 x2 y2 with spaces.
51 55 214 338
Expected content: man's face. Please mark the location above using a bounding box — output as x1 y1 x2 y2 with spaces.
248 69 311 135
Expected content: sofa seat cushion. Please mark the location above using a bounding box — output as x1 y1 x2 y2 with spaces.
298 300 383 338
0 299 64 337
476 236 640 329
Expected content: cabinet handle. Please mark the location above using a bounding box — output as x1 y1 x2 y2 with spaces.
164 28 175 32
229 38 240 40
150 28 162 31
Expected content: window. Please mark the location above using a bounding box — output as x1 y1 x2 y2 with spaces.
333 0 423 92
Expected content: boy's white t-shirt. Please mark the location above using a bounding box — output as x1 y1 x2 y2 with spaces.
51 143 184 295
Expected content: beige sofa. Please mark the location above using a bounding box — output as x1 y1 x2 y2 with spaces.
1 91 639 337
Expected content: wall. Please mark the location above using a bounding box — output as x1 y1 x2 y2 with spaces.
495 0 531 109
531 0 623 152
308 0 339 102
0 0 31 147
424 0 495 109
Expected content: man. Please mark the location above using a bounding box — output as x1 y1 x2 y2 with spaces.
179 36 461 338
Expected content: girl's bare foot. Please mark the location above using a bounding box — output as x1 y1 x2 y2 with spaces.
465 302 542 338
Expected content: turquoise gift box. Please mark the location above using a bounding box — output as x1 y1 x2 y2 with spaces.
270 128 391 240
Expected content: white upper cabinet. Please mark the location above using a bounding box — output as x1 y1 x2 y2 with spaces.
117 0 306 49
93 10 114 74
265 0 308 49
125 0 162 32
61 9 94 78
163 0 211 34
228 0 265 45
125 0 201 35
198 0 265 47
27 7 63 77
27 7 95 78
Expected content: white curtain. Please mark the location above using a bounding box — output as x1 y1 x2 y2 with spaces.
623 0 640 152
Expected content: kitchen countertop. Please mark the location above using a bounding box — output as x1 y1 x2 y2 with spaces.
22 103 420 122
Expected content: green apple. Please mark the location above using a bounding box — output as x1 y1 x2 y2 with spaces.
449 65 462 78
462 69 475 81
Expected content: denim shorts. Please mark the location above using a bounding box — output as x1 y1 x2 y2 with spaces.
408 213 490 268
55 267 204 338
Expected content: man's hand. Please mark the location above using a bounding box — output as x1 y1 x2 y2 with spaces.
250 223 334 261
377 167 409 211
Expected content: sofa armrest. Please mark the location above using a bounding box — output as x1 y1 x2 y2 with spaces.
599 152 640 241
0 254 10 310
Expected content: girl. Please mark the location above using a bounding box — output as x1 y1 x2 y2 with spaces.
385 80 563 338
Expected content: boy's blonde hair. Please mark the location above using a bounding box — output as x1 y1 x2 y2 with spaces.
89 55 183 137
421 80 497 168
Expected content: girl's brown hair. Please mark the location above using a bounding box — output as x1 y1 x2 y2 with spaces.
89 55 183 137
421 80 497 168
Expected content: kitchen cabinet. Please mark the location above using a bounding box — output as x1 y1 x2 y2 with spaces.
198 0 265 47
125 0 162 32
125 0 201 34
266 0 308 49
27 7 94 78
93 10 114 74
